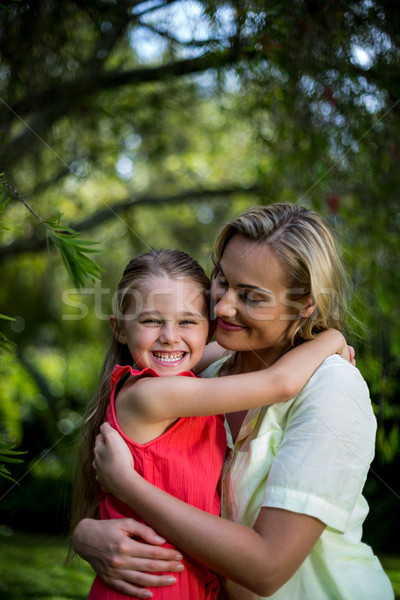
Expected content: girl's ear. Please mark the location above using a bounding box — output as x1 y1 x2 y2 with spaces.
109 315 127 344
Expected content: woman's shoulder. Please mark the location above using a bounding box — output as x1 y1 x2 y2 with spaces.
199 356 230 378
307 354 368 390
300 354 370 402
294 355 376 434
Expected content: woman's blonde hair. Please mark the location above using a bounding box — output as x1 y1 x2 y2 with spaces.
212 203 349 347
69 249 210 552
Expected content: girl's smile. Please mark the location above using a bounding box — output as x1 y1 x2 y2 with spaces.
151 350 187 364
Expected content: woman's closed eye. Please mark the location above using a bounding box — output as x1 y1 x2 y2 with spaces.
239 290 271 305
215 274 228 287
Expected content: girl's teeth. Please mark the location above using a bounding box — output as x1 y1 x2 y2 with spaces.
153 353 184 363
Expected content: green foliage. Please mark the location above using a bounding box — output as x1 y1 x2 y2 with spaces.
380 555 400 599
44 215 102 289
0 446 26 483
0 313 16 353
0 190 15 353
0 175 102 291
0 0 399 548
0 174 101 480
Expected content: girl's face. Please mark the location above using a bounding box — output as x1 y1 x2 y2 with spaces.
112 276 209 375
212 234 311 369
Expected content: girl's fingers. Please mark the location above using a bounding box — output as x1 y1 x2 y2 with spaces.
100 421 114 435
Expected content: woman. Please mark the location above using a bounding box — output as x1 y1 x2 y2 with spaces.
74 204 393 600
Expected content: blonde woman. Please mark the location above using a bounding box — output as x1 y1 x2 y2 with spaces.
75 204 393 600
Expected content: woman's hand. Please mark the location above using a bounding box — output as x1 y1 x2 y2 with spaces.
93 422 137 496
73 518 183 599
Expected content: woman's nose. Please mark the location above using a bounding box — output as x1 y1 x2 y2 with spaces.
214 289 237 318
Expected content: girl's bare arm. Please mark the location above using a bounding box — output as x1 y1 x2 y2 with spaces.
120 329 348 423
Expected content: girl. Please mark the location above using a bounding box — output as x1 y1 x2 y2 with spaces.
72 246 351 600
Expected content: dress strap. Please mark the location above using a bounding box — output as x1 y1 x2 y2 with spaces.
110 364 197 388
110 364 134 388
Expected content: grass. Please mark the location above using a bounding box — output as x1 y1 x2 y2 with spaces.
0 529 93 599
0 529 399 599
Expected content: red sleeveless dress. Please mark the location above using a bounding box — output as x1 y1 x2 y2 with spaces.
88 365 226 600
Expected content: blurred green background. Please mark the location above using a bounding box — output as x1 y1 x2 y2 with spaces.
0 0 399 581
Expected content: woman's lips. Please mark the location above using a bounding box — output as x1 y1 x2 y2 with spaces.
216 317 246 332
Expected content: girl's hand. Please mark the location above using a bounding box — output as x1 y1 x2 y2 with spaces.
327 329 355 365
348 345 356 366
93 422 136 495
337 342 356 365
73 518 183 599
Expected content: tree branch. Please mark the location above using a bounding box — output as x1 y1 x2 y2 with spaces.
139 21 223 48
4 42 254 166
9 43 253 120
133 0 180 20
0 184 262 259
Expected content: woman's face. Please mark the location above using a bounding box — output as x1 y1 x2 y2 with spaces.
212 234 307 368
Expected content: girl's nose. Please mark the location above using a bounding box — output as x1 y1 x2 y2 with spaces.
159 324 180 344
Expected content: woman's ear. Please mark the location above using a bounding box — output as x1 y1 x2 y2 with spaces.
302 295 316 318
109 315 127 343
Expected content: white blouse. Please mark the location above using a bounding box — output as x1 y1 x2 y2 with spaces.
202 355 394 600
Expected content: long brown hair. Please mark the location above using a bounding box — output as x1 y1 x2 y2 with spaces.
69 249 210 552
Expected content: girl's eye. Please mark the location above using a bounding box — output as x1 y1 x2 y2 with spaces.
180 320 197 326
142 319 161 325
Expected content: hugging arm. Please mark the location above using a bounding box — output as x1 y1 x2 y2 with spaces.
76 333 355 594
73 517 184 598
93 424 325 597
93 361 368 596
122 329 349 423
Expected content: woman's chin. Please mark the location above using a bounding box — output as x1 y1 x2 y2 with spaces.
215 329 242 351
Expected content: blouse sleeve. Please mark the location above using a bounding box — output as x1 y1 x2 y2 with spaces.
261 357 377 532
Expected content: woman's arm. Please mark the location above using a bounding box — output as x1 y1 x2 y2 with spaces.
93 424 325 597
120 329 349 422
73 518 184 599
